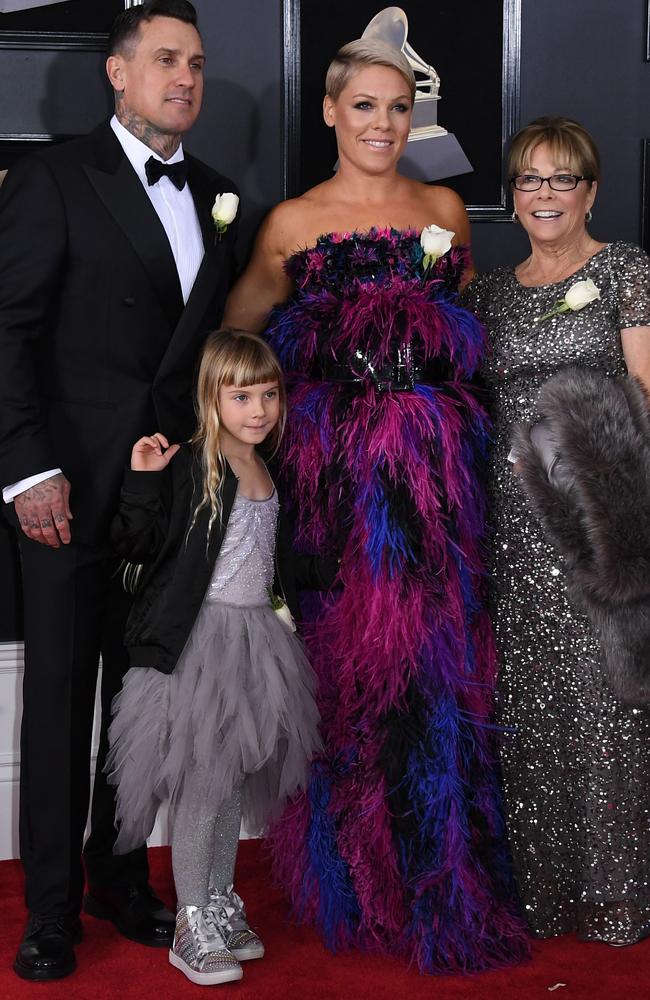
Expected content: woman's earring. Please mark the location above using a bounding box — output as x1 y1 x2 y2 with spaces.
511 211 519 222
585 209 593 222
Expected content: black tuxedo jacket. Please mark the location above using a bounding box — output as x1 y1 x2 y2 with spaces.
0 120 238 544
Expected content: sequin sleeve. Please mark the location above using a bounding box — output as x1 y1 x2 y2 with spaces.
459 271 490 321
614 242 650 329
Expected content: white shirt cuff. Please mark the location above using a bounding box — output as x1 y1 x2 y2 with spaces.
3 469 62 503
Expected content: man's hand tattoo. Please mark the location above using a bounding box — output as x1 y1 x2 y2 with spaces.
15 472 72 548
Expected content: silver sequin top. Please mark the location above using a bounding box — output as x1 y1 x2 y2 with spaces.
469 241 650 412
205 489 278 607
463 241 650 944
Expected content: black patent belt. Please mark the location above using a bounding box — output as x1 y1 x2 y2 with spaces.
319 347 451 392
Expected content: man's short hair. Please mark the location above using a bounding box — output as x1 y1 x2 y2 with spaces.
107 1 199 58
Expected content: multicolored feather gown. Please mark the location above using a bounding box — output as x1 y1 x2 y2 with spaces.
265 229 529 972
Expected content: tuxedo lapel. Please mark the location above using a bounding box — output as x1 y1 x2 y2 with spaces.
83 124 185 328
154 159 232 382
182 158 230 318
187 156 217 253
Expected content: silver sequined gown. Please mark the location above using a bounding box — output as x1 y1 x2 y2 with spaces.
463 241 650 942
107 489 321 850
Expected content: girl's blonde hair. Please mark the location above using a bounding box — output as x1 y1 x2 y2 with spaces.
325 39 416 103
190 328 286 535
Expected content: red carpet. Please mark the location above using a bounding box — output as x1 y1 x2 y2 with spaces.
0 842 646 1000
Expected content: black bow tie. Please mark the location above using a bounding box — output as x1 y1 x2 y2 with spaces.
145 155 189 191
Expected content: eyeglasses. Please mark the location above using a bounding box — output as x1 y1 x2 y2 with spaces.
510 174 591 192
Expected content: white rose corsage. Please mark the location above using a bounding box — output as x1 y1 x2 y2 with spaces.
420 223 454 271
536 277 600 322
269 590 296 632
211 192 239 239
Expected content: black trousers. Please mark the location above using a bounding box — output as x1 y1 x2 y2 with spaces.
15 530 148 916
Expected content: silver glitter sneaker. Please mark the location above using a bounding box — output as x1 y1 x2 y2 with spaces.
169 904 243 985
208 884 265 961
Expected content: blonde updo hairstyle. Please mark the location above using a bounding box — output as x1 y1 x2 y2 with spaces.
325 38 416 103
507 115 600 185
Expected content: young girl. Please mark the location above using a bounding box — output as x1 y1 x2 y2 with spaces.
106 329 336 986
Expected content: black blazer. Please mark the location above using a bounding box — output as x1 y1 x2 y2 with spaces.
0 120 238 543
110 445 338 674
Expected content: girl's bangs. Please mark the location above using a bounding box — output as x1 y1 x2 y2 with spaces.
222 347 281 389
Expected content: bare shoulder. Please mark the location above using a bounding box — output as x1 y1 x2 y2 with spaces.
409 180 473 277
257 190 327 258
262 196 306 230
419 183 469 232
254 199 299 252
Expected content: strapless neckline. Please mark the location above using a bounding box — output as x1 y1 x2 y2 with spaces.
286 226 422 263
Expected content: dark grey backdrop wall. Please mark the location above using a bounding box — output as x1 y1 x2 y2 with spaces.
1 0 649 639
472 0 650 269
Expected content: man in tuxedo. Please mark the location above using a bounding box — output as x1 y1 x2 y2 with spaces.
0 0 239 981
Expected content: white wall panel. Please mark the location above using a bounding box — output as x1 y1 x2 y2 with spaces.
0 642 23 860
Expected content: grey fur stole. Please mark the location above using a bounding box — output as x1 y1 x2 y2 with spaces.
511 366 650 705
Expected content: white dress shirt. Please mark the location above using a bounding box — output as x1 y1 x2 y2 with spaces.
4 116 205 503
109 115 204 304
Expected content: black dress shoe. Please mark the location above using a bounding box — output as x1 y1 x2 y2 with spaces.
14 913 82 982
83 883 174 947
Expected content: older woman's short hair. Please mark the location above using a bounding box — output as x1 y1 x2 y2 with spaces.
325 39 416 103
507 116 601 184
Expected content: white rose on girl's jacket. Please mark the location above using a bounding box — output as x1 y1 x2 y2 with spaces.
268 588 297 632
274 601 296 632
564 277 600 311
420 223 455 270
211 192 239 236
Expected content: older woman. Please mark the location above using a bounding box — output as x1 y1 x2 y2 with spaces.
463 116 650 944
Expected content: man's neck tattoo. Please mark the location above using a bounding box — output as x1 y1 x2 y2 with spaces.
116 99 181 160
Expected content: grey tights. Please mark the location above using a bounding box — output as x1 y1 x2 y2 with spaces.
171 785 242 906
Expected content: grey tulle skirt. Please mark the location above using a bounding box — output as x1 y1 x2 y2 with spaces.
106 601 321 853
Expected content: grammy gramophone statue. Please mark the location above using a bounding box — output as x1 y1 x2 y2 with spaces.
362 6 472 182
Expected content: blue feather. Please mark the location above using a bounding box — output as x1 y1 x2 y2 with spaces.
304 761 361 950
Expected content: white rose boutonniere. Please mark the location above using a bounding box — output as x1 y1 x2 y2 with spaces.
536 277 600 322
211 192 239 239
420 223 454 271
268 589 296 632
